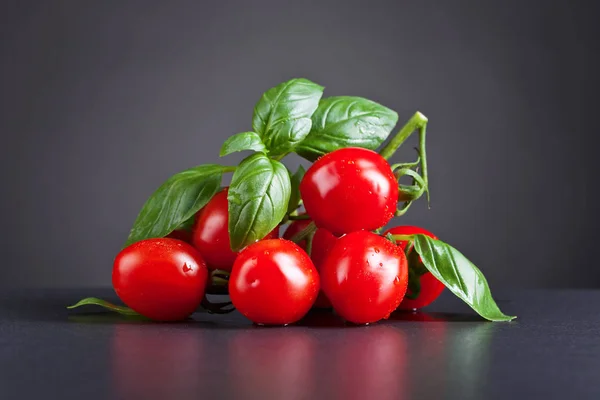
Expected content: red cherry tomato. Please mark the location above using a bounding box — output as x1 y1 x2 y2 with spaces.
300 147 398 235
112 238 208 321
385 226 445 310
229 239 320 325
283 220 337 309
321 231 408 324
191 188 278 271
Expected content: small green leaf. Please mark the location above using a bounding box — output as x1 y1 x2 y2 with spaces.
252 78 324 157
296 96 398 161
67 297 141 316
125 164 223 247
287 165 305 214
220 132 266 157
412 235 516 322
228 153 291 251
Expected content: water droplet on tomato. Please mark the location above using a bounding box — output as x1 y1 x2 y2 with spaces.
379 262 383 267
264 250 270 256
374 248 380 253
394 276 401 284
182 263 193 273
250 279 260 288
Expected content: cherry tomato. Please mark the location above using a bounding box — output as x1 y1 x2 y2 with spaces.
385 226 445 310
300 147 398 235
112 238 208 321
191 188 278 271
321 231 408 324
229 239 320 325
283 220 337 309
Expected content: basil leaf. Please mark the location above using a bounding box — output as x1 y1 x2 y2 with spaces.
252 78 324 157
67 297 141 316
228 153 291 251
296 96 399 161
413 235 516 322
287 165 305 214
220 132 266 157
125 164 223 247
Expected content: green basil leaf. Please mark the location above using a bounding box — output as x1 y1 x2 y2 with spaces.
252 78 324 157
125 164 223 247
413 235 516 322
67 297 141 316
228 153 291 251
287 165 305 214
296 96 399 161
220 131 266 157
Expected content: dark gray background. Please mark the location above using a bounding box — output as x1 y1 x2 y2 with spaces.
1 0 598 288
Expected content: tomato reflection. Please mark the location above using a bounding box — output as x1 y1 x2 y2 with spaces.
229 328 316 400
327 325 407 400
111 325 204 399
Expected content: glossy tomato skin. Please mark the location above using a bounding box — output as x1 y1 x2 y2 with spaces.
385 226 445 310
112 238 208 321
229 239 320 325
192 189 278 271
321 231 408 324
300 147 398 235
283 221 337 309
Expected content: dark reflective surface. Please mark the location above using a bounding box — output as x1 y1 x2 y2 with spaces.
1 289 599 399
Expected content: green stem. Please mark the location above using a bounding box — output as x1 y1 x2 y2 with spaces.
395 201 413 217
288 214 311 221
290 221 317 244
379 112 428 160
222 165 237 173
390 234 415 242
379 112 429 204
272 153 288 162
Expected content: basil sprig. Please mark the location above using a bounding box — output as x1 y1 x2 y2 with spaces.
106 77 516 322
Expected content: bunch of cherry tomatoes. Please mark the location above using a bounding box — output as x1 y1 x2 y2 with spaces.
112 147 443 325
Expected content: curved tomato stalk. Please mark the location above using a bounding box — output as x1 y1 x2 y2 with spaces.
379 112 430 214
289 221 317 255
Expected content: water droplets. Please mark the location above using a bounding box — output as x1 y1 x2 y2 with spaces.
182 263 193 273
393 276 401 285
250 279 260 288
